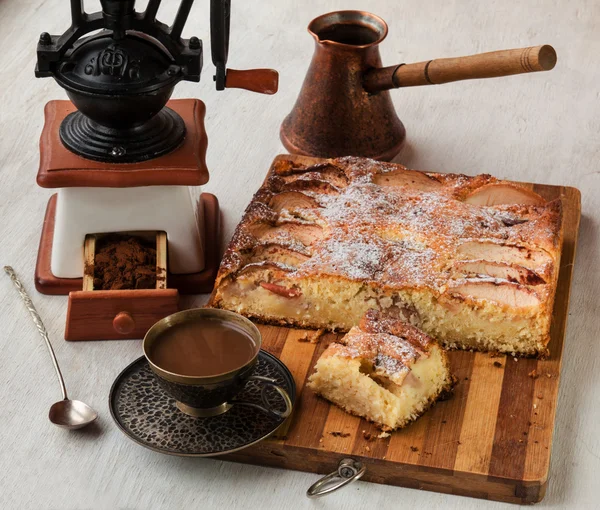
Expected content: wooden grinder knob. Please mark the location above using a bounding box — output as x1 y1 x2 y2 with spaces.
113 312 135 335
225 69 279 95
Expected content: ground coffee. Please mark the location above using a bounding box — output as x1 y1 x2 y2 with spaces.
89 235 157 290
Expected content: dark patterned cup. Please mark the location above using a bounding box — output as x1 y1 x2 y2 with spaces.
143 309 292 418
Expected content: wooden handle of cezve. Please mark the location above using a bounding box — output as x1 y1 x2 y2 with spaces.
225 68 279 94
363 45 557 93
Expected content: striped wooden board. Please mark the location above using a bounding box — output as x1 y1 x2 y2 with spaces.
213 155 581 504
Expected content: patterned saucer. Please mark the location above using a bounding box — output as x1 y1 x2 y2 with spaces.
109 351 296 457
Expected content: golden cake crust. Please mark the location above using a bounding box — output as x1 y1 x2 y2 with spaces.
211 157 564 356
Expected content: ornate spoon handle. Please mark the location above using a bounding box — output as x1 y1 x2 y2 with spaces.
4 266 68 400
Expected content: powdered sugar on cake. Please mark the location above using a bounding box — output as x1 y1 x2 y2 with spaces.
215 156 562 296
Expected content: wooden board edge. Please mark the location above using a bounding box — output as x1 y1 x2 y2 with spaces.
518 182 582 483
224 442 544 504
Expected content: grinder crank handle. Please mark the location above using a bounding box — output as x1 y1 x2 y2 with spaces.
225 68 279 94
210 0 278 94
364 45 557 93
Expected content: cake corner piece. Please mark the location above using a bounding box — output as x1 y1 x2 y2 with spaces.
307 310 455 431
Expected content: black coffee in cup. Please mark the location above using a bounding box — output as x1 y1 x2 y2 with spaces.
144 309 294 419
148 319 258 377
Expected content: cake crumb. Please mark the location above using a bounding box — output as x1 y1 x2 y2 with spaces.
365 446 370 452
298 329 325 343
537 394 544 399
528 369 539 379
533 404 538 409
329 431 351 438
378 431 390 439
311 329 326 343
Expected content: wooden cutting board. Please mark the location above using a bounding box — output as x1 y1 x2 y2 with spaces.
212 155 581 504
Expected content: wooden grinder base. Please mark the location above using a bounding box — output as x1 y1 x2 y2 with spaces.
35 193 221 296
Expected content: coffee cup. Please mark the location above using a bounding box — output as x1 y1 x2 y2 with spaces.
143 308 292 418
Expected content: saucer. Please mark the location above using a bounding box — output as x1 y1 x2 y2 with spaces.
109 350 296 457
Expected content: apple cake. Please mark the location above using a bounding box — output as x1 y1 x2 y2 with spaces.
307 310 454 430
210 157 563 356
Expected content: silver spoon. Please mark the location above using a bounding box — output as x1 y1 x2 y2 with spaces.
4 266 98 430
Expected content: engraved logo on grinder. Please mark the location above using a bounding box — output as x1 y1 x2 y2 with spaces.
85 45 140 79
100 45 127 76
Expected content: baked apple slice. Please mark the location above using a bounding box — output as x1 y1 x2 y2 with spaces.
452 260 545 285
282 166 349 188
448 279 541 308
268 191 321 213
456 241 553 274
464 183 545 206
246 244 311 267
373 168 443 192
248 221 326 247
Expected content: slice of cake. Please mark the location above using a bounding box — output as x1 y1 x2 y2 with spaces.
307 310 454 430
210 156 563 356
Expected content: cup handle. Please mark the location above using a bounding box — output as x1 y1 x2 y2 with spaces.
230 375 293 419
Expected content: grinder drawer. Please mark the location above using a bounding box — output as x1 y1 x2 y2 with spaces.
65 231 179 341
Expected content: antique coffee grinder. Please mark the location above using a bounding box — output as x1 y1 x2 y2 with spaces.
33 0 278 340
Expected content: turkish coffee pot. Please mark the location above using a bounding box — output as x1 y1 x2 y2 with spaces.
281 11 556 161
36 0 278 163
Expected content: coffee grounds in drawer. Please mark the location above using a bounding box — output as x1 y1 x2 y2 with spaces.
89 235 157 290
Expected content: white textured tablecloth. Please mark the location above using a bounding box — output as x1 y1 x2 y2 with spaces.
0 0 598 508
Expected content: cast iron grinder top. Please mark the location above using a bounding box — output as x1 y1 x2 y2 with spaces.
36 0 277 163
